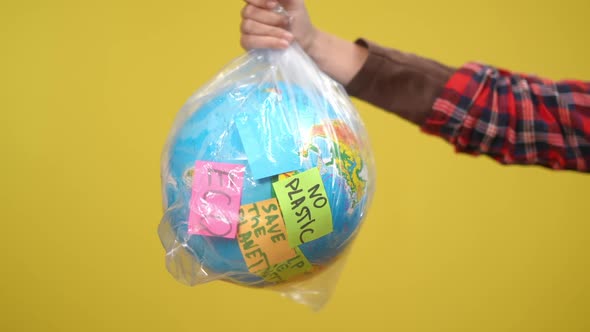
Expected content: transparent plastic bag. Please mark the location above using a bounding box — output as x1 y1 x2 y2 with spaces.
158 37 375 310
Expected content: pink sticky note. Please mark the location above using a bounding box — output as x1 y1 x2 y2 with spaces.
188 161 245 238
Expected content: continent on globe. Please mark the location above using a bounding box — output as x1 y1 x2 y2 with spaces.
302 120 367 212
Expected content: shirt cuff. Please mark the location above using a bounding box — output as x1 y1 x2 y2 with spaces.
345 38 455 126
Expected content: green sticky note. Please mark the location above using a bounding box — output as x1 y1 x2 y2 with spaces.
272 167 333 247
258 248 313 283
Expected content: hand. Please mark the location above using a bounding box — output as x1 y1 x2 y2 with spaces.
240 0 318 52
240 0 367 85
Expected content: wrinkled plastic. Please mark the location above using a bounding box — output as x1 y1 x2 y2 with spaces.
158 40 375 310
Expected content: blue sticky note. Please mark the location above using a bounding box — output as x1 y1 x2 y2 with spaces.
241 173 274 205
235 97 301 179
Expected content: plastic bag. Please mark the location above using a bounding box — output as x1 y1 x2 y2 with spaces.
158 34 375 310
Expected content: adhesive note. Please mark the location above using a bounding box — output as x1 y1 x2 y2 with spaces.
278 171 296 181
235 100 301 179
272 167 333 247
258 248 313 283
237 198 297 273
241 173 273 205
187 161 245 238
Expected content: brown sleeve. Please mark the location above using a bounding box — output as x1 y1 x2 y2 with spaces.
345 39 455 126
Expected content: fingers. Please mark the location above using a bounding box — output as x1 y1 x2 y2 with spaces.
243 0 278 9
241 4 289 28
241 0 295 50
241 34 290 50
241 18 293 40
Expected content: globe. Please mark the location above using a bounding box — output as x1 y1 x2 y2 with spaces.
161 81 373 287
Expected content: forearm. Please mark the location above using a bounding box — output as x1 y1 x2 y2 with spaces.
316 36 590 172
423 63 590 172
308 34 455 126
307 31 369 86
343 39 455 125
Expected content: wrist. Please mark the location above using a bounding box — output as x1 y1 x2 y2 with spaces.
305 31 368 85
305 29 325 63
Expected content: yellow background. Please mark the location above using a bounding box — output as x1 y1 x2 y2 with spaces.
2 0 589 331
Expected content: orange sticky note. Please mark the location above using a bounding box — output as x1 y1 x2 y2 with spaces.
258 248 313 283
237 198 297 273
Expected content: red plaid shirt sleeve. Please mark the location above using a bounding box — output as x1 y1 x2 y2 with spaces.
422 63 590 172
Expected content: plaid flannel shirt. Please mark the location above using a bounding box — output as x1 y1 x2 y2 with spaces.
422 63 590 172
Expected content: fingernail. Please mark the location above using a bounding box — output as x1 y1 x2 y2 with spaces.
267 1 277 8
279 39 290 48
283 32 294 41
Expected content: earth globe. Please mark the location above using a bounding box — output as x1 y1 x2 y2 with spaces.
160 80 374 287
